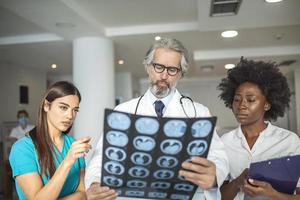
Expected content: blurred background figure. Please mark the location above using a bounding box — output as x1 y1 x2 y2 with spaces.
2 110 34 200
9 109 34 142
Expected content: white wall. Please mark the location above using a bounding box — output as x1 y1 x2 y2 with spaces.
0 64 47 123
47 74 73 87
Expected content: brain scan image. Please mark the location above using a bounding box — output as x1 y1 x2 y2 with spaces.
104 161 125 175
131 152 152 166
174 183 194 192
106 131 128 147
191 120 212 138
148 192 167 199
128 166 149 178
133 136 156 151
151 182 171 189
135 117 159 135
125 191 145 197
127 180 147 188
103 110 214 200
153 169 175 179
187 140 208 156
157 156 178 168
163 120 187 138
103 176 123 187
107 112 131 130
160 139 182 155
105 147 126 161
170 194 190 200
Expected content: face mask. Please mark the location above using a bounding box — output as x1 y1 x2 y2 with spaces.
19 117 29 127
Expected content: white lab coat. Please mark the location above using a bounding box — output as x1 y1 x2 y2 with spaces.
10 124 35 139
85 89 229 200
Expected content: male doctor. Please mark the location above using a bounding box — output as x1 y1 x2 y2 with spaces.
85 38 229 200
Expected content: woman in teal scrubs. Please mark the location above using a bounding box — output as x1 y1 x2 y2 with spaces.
9 81 91 200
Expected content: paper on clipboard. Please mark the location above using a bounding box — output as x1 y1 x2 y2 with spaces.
249 154 300 194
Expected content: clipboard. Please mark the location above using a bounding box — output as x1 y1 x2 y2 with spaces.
249 154 300 194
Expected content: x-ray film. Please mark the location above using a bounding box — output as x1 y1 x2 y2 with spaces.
101 109 217 200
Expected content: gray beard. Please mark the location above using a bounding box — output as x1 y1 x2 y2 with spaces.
149 80 176 98
150 85 171 98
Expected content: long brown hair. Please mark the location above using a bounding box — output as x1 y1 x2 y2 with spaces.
29 81 81 177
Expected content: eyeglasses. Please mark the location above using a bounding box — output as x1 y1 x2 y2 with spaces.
151 62 182 76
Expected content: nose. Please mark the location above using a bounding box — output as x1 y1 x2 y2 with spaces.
238 98 247 109
66 109 74 120
161 69 169 79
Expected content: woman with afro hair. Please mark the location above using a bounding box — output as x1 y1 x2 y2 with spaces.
218 58 300 200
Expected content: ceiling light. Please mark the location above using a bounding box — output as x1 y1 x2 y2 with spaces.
221 30 238 38
155 36 161 41
224 64 235 69
51 64 57 69
118 60 124 65
273 33 284 40
265 0 283 3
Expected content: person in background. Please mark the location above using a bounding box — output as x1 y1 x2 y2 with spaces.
85 38 229 200
9 109 34 142
218 58 300 200
9 81 92 200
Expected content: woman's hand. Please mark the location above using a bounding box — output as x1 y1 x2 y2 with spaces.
243 179 276 199
234 169 248 190
63 137 91 168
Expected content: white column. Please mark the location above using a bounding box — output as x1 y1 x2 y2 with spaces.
115 72 133 103
295 68 300 135
72 37 115 162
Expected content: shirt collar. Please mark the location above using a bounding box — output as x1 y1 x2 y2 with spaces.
236 121 274 139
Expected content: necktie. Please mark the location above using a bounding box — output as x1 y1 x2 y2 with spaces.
155 100 165 117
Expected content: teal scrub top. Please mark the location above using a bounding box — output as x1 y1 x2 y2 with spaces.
9 134 85 200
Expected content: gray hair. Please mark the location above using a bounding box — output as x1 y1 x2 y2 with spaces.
143 38 189 75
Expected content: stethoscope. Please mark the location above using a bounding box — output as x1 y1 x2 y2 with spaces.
134 94 197 118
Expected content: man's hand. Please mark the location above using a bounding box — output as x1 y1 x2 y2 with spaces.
243 179 276 199
179 156 217 189
86 183 117 200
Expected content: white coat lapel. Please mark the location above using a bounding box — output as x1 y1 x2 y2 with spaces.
136 92 157 117
164 90 184 117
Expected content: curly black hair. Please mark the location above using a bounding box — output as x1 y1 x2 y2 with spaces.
218 58 291 121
